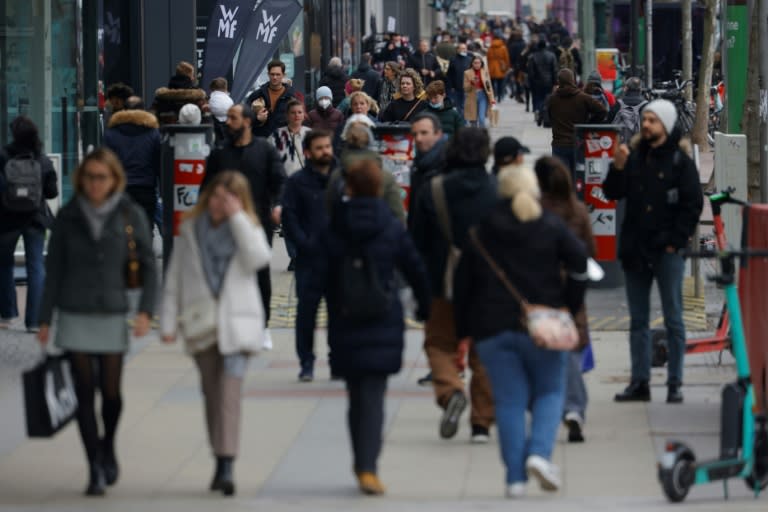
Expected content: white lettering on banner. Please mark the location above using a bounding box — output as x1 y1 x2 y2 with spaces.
45 361 77 429
255 10 282 44
179 162 205 175
217 5 240 39
175 185 200 211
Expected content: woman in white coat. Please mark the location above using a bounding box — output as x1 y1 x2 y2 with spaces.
161 170 271 497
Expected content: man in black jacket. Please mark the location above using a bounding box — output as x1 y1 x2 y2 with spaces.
351 53 382 101
527 40 558 121
604 99 703 405
204 104 286 345
445 43 473 118
281 130 336 382
408 112 446 233
246 60 296 138
408 39 443 86
410 127 496 443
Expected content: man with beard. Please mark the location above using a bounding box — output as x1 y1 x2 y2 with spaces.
604 100 703 405
204 104 286 350
246 60 296 138
281 130 338 382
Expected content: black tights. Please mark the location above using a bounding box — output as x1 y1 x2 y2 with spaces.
68 352 124 463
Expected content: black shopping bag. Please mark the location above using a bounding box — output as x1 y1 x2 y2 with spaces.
22 355 78 438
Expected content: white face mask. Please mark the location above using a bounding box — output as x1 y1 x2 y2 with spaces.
318 98 332 109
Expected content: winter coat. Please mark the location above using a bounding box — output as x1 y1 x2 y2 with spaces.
0 145 58 234
281 161 333 257
407 137 447 233
407 51 443 85
38 195 157 325
453 202 588 341
160 212 271 355
351 62 383 101
380 97 427 123
507 39 527 72
152 87 207 126
486 39 511 79
410 166 496 298
463 68 495 122
446 53 473 92
310 198 431 377
203 138 286 232
425 99 464 136
319 66 349 107
547 84 608 148
306 106 345 133
527 47 558 88
246 83 297 138
603 132 703 271
167 74 196 90
103 110 161 189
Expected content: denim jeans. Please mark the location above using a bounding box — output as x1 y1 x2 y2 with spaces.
0 226 46 328
346 374 388 473
531 85 549 114
564 349 588 420
625 252 686 385
552 146 576 179
492 78 505 103
476 330 567 484
449 90 466 118
473 90 489 127
294 259 323 371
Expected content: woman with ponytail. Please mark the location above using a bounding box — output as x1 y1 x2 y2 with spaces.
453 164 588 499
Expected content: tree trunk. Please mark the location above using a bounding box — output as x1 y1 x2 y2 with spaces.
743 3 761 200
682 0 693 102
691 0 717 150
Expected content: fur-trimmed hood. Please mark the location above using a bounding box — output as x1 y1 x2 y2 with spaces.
628 132 693 157
108 109 159 129
154 87 206 103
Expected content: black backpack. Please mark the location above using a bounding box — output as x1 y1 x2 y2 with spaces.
2 154 43 213
339 243 392 323
613 99 647 143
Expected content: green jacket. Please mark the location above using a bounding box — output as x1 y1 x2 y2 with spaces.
39 195 157 324
426 102 465 136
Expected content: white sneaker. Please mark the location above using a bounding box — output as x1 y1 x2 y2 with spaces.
262 329 273 350
526 455 561 492
505 482 526 498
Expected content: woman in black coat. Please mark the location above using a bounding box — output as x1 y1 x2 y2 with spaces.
310 158 430 496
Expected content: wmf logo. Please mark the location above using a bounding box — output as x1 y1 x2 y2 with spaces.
217 5 239 39
255 10 282 44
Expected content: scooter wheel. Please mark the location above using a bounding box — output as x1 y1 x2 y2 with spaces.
745 474 768 492
660 454 695 502
651 329 668 368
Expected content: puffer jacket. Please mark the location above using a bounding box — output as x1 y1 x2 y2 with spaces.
103 110 161 188
486 39 511 79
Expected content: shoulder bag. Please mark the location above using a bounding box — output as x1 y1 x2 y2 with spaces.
123 207 142 289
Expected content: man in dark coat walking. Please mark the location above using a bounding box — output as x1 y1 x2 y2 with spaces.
527 40 558 121
351 53 382 101
408 39 443 86
446 42 473 118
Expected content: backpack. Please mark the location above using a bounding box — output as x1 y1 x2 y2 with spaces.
2 154 43 213
613 99 647 143
591 89 610 111
339 243 392 323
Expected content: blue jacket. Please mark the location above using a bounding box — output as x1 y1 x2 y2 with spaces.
446 53 473 92
103 110 161 188
311 198 431 377
281 161 333 256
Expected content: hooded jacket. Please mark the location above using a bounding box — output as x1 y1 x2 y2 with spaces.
152 87 207 126
103 110 161 188
310 198 431 377
0 145 58 234
486 39 511 79
547 83 608 147
246 83 297 138
319 66 349 107
351 61 383 100
603 131 703 271
425 98 465 136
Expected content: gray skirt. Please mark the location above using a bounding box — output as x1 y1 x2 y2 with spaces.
54 311 129 354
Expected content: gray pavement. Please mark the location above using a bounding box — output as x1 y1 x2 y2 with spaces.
0 99 757 511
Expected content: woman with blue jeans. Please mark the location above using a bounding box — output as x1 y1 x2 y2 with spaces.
454 165 587 498
0 116 58 331
463 56 495 127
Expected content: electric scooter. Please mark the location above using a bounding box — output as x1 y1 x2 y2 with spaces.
658 245 768 502
651 188 745 367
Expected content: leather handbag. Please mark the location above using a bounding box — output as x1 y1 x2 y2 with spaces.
469 228 579 351
123 207 142 289
180 296 217 344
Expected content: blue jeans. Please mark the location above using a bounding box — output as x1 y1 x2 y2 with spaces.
476 331 567 484
0 226 46 328
449 90 466 119
552 146 576 179
531 85 549 114
625 253 686 385
472 90 489 127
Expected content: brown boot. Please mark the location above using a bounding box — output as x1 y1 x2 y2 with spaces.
356 472 385 495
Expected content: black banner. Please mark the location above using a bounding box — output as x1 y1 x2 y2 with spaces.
230 0 303 103
201 0 254 92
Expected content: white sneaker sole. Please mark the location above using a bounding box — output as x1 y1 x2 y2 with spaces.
526 457 560 492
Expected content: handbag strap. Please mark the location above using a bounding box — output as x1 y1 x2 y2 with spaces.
430 175 453 243
402 98 424 122
122 206 139 263
469 227 529 308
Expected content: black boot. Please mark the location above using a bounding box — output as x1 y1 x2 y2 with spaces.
666 384 684 404
85 459 107 496
211 456 235 496
614 380 651 402
102 438 119 486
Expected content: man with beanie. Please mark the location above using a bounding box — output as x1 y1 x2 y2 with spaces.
604 99 703 404
584 70 615 112
546 69 608 176
306 86 344 133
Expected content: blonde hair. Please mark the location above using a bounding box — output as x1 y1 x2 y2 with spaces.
185 171 260 224
497 166 542 222
348 91 380 114
73 147 127 196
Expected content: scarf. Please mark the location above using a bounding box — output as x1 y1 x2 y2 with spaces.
195 213 236 297
77 192 124 240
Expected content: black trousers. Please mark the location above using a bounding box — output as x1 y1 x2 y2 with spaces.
258 228 274 325
346 374 388 474
125 185 157 232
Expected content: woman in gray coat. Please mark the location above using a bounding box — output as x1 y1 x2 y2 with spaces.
38 148 157 496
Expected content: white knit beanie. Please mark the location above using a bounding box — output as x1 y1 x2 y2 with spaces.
178 103 202 125
643 99 677 135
